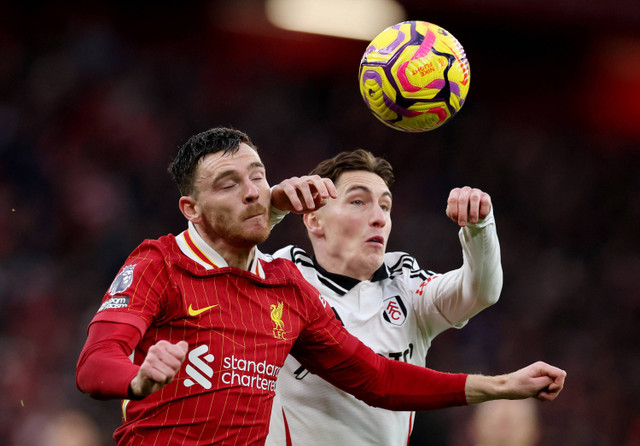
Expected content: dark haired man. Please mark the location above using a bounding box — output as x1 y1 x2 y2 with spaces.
267 149 503 445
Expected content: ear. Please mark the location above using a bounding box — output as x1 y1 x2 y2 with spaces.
303 211 324 237
179 195 200 224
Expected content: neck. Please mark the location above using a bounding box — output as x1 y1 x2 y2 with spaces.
191 223 255 271
313 251 374 282
221 249 255 270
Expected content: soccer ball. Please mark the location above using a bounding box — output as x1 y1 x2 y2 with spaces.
359 21 470 132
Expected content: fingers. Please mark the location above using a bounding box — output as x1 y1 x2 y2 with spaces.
540 363 567 401
446 187 492 226
133 340 189 397
145 341 187 382
176 340 189 356
527 361 567 402
535 379 564 401
275 176 336 213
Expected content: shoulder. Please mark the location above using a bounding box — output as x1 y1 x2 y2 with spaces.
261 257 320 295
129 234 176 257
383 251 418 274
114 236 175 281
384 251 436 280
120 237 170 269
261 256 305 280
126 234 196 274
269 245 313 267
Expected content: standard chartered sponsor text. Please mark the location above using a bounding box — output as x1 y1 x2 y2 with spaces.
221 354 280 391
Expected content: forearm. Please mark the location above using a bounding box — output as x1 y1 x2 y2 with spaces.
459 208 502 307
373 358 469 410
76 322 141 400
431 209 502 324
312 341 468 411
464 361 567 404
464 373 508 405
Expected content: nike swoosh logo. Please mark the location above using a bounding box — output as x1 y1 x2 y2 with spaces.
188 304 219 317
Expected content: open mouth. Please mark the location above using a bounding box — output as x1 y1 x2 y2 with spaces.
367 236 384 245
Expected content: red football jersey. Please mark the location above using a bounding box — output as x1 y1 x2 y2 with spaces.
89 233 354 445
79 225 467 445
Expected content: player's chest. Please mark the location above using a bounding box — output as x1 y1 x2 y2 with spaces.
329 281 413 328
326 283 421 358
173 275 306 344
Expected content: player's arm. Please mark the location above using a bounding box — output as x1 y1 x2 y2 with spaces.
76 321 188 400
292 282 565 410
76 321 142 399
76 242 188 399
294 327 565 409
465 361 567 403
295 336 469 410
269 175 337 225
417 187 502 330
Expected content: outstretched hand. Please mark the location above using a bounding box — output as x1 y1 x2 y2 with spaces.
129 340 189 399
446 186 492 227
271 175 337 214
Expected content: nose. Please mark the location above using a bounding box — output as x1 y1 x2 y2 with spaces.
243 178 260 204
370 204 387 227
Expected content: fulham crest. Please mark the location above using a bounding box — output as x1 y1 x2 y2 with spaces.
382 295 407 326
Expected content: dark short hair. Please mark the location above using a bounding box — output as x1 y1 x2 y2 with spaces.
168 127 257 196
309 149 394 188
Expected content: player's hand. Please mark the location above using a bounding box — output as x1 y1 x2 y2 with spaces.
465 361 567 405
271 175 337 214
129 340 189 399
502 361 567 402
446 186 492 226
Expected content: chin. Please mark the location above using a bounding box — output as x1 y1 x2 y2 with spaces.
360 255 384 273
247 227 271 246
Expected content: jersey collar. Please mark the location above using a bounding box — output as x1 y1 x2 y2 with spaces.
175 221 265 278
312 255 389 291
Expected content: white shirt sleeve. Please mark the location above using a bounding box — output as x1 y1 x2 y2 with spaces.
409 208 503 338
269 186 290 228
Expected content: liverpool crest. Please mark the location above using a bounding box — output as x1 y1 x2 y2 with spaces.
270 301 286 339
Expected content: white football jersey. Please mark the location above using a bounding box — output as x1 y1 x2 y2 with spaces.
265 210 502 445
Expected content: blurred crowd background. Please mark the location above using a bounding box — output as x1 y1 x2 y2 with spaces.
1 1 639 445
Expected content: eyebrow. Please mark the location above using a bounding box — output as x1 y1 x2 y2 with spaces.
212 161 265 183
344 184 392 200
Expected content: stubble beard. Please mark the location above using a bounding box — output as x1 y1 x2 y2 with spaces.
211 205 270 248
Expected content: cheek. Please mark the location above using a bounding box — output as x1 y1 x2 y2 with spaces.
202 199 233 224
332 215 361 238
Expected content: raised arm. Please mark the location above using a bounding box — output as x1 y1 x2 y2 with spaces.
415 186 503 334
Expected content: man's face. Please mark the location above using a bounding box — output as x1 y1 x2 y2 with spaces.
189 143 271 250
310 170 392 281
